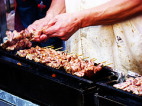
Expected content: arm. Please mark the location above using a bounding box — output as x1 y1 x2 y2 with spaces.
27 0 65 39
45 0 66 18
39 0 142 41
79 0 142 27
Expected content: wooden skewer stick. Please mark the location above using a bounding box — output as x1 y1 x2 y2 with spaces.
47 45 54 47
91 58 97 61
30 38 34 41
64 50 68 52
70 52 75 54
64 50 68 53
103 63 113 66
50 46 54 49
101 61 107 63
43 45 54 49
54 47 63 51
68 52 74 55
44 45 54 48
82 57 89 59
77 54 83 56
32 28 44 34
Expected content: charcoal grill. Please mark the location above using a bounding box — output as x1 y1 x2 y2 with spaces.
0 46 142 106
0 47 114 106
95 78 142 106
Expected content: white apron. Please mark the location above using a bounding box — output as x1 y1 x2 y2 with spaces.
65 0 142 75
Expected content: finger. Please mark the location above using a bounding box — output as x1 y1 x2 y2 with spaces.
48 19 56 27
34 30 42 36
31 34 40 42
32 37 41 42
56 36 68 41
43 26 57 35
52 33 70 41
39 34 49 42
27 25 36 33
48 33 68 41
42 19 57 33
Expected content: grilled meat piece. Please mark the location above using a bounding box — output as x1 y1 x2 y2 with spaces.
6 38 32 51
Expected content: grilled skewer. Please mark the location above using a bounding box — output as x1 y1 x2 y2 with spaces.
0 29 44 50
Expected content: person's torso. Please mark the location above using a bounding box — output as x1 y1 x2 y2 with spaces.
65 0 142 75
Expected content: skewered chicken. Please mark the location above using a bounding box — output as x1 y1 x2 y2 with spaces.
16 46 103 77
113 76 142 96
0 29 34 50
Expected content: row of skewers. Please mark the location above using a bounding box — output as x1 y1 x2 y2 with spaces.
16 46 106 77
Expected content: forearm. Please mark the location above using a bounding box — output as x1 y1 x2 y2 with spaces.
78 0 142 27
45 0 66 18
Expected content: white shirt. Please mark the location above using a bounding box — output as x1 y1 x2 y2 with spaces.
65 0 142 75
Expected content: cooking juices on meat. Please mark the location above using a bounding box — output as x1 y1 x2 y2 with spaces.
0 29 34 50
113 76 142 96
16 46 103 77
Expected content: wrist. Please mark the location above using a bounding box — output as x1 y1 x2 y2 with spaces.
73 12 86 28
77 10 93 28
45 13 54 19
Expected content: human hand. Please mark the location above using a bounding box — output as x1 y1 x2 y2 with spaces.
27 16 52 42
37 13 82 42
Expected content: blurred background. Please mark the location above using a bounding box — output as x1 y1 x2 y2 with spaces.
0 0 15 42
5 0 15 31
0 1 38 105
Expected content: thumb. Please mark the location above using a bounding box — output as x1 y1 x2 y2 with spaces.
42 18 57 32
